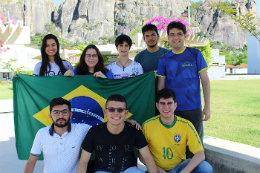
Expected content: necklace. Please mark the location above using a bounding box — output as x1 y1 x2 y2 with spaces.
118 59 130 71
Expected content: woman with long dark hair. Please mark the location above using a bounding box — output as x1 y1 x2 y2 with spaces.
33 34 73 76
65 44 113 78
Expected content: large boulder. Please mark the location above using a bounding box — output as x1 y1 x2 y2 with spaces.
0 0 55 34
0 0 259 45
52 0 187 42
23 0 55 34
194 0 259 46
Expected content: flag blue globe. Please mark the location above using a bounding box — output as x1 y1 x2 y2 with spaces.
70 96 104 126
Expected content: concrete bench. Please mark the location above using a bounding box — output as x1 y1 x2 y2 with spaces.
204 136 260 173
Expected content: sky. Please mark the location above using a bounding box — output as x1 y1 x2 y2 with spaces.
51 0 260 18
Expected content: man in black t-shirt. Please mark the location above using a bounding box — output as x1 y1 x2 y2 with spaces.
77 94 157 173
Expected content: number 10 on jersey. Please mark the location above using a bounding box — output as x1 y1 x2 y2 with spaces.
163 147 173 159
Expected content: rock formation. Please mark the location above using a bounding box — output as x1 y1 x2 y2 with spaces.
0 0 55 34
0 0 259 45
194 0 260 46
52 0 187 42
52 0 117 43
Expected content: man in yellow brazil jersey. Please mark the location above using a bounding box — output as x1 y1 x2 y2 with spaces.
142 88 213 173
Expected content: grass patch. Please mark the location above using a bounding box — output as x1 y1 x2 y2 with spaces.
1 80 260 147
0 84 13 100
204 79 260 147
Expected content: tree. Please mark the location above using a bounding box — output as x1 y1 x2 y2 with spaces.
210 2 260 42
0 57 34 77
184 1 203 16
28 33 45 48
220 45 247 65
44 23 60 36
193 43 213 66
0 58 16 75
210 41 222 49
28 23 73 49
45 23 73 49
76 44 86 53
91 40 98 45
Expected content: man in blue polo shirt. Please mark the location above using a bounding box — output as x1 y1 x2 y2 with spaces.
157 21 210 154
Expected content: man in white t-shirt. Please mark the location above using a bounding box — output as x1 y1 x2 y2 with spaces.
24 97 91 173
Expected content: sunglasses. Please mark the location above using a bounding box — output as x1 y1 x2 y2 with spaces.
106 107 125 113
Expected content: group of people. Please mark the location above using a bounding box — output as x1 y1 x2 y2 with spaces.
24 21 213 173
33 32 143 80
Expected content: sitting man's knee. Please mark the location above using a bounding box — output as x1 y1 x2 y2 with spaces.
197 161 213 173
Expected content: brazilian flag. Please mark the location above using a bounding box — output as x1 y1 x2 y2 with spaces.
13 72 155 160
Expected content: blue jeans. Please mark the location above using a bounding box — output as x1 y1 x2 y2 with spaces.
166 159 213 173
95 166 144 173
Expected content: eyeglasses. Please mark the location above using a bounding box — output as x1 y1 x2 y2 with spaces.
86 54 98 59
169 33 184 37
51 109 70 116
106 107 125 113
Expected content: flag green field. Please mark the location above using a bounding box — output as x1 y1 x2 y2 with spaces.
13 72 155 160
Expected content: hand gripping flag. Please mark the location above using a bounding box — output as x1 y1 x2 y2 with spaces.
13 72 155 160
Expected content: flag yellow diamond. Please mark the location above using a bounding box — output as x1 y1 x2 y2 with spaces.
33 85 132 126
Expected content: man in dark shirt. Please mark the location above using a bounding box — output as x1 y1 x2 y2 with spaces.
135 24 169 116
76 94 157 173
134 23 169 73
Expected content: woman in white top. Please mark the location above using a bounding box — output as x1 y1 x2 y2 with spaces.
107 34 143 79
33 34 73 76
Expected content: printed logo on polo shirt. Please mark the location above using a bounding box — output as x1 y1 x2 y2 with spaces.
174 133 181 143
182 61 193 67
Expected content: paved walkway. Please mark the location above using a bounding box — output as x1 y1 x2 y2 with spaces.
0 99 13 113
219 74 260 80
0 113 44 173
